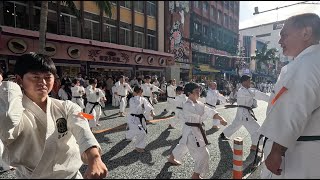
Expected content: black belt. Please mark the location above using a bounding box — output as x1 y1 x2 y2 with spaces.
168 96 175 99
225 104 257 121
252 134 320 170
73 96 82 99
143 96 153 106
176 107 183 110
185 122 209 147
88 102 102 114
119 95 127 98
205 103 216 108
130 114 147 133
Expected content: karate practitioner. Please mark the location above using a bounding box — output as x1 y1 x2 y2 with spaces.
114 75 133 117
167 82 227 179
85 78 106 130
219 75 270 152
258 13 320 179
58 84 69 101
205 81 227 129
164 79 177 115
141 75 163 106
111 83 119 107
0 53 107 178
168 86 188 129
71 79 86 110
125 86 155 153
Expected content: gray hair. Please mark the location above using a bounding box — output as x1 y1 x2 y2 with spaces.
286 13 320 40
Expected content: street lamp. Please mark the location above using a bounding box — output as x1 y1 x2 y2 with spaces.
253 1 316 15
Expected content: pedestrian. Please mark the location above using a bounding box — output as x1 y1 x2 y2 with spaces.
125 86 155 153
205 81 227 130
114 75 133 117
219 75 270 152
258 13 320 179
85 78 107 130
0 52 107 178
167 82 227 179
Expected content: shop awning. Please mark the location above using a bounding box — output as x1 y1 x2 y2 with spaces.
198 65 220 73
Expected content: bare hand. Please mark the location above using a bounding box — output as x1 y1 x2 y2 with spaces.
265 151 283 175
83 157 108 179
220 118 228 126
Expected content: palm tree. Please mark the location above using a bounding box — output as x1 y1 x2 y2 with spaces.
38 1 112 54
254 46 279 74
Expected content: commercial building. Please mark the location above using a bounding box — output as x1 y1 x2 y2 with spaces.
0 1 174 79
164 1 240 82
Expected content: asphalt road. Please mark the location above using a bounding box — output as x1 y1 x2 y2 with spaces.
0 100 268 179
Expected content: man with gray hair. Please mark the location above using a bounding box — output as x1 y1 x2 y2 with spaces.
257 13 320 178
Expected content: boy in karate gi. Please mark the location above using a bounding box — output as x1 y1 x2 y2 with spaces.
85 78 106 130
114 75 133 117
168 86 187 129
0 53 107 178
71 79 86 111
167 82 227 179
125 86 155 153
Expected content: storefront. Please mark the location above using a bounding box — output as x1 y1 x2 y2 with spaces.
0 26 174 79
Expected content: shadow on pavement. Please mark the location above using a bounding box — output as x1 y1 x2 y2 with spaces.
155 162 174 179
206 127 220 136
104 139 131 161
210 138 233 179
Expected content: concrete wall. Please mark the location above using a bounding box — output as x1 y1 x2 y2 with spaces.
165 66 180 82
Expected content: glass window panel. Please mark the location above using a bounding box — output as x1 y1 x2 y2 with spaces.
84 20 92 39
33 8 41 31
47 11 57 34
92 22 100 40
147 1 156 17
110 26 117 43
15 3 28 29
135 1 144 13
71 17 80 37
60 14 71 36
3 2 15 27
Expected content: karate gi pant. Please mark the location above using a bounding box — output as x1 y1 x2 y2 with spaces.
223 117 259 145
126 118 147 149
119 97 127 113
166 98 175 113
71 97 85 109
184 133 210 176
112 95 119 107
210 107 220 126
169 109 183 128
85 103 102 128
0 140 10 172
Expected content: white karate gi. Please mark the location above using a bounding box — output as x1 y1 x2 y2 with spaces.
111 85 119 107
71 85 85 109
0 81 101 179
85 86 105 128
126 96 154 149
170 93 188 128
0 139 10 172
115 82 132 113
173 99 218 176
222 86 270 145
58 87 68 101
166 85 176 113
141 83 161 106
259 44 320 179
205 89 227 126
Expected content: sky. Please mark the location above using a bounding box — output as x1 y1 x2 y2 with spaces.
239 1 320 29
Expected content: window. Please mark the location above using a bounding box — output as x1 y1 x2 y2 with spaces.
224 14 228 27
229 16 232 29
47 11 57 34
135 1 144 13
84 19 100 40
103 24 117 43
256 33 271 38
119 28 131 46
203 25 208 36
4 1 29 29
147 1 156 17
134 31 144 48
194 22 201 33
194 1 199 9
210 7 216 18
120 1 131 9
147 34 156 50
203 2 208 12
218 10 222 23
60 13 80 37
224 1 229 10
